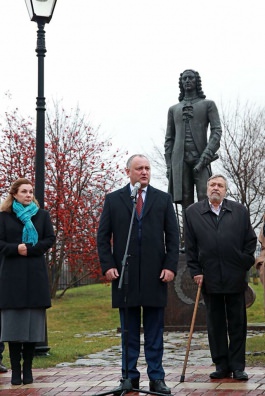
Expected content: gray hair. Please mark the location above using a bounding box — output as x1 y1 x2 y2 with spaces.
126 154 149 169
207 174 228 190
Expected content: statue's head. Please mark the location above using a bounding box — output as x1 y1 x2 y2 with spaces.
178 69 206 101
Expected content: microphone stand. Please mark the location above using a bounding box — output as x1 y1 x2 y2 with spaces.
92 194 164 396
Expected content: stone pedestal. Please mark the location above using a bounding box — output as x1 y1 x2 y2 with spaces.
164 253 207 331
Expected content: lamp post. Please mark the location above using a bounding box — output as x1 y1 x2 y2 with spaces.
25 0 57 355
25 0 57 208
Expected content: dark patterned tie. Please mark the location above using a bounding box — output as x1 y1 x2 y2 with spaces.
136 189 143 216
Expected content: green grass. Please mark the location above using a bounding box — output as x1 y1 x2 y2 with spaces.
3 283 120 369
247 281 265 323
3 282 265 368
36 283 120 369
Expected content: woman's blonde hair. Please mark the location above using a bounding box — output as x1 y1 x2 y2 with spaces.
1 178 39 212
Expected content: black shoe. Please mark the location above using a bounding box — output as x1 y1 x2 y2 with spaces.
149 379 171 394
113 378 140 395
22 369 33 384
233 370 248 381
23 362 33 385
0 362 8 373
210 369 231 379
11 368 22 385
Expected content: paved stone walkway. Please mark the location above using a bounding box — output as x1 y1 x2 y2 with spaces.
58 330 214 369
0 330 264 395
57 329 264 370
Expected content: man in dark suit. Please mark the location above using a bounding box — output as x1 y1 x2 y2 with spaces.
97 154 179 395
184 174 257 381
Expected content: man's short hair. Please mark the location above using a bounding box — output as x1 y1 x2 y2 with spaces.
126 154 149 169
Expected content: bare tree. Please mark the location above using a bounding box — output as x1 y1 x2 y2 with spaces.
148 135 168 190
219 101 265 230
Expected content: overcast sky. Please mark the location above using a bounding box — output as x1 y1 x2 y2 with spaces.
1 0 265 181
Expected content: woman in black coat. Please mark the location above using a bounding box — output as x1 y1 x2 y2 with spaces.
0 178 55 385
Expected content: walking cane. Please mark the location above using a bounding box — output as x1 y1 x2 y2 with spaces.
180 284 202 382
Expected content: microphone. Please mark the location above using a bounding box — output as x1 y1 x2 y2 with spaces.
130 182 141 199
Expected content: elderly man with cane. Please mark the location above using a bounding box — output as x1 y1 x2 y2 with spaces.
184 174 257 381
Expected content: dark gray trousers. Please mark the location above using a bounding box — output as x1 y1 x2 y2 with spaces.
203 292 247 372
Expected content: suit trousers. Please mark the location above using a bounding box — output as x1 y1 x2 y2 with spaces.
203 292 247 371
119 306 165 380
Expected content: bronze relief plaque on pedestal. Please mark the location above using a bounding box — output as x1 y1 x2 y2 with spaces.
164 253 206 331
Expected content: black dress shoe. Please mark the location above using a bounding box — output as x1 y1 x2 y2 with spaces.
113 378 140 395
149 379 171 394
131 378 140 389
233 370 248 381
210 369 231 379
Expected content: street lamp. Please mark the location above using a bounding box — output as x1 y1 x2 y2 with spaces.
25 0 57 208
25 0 57 355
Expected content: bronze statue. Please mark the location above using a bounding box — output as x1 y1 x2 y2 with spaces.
164 69 222 210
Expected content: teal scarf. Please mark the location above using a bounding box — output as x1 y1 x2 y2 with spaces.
12 200 39 246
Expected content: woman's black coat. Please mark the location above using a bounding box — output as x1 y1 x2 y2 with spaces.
0 209 55 309
184 198 257 294
97 184 179 308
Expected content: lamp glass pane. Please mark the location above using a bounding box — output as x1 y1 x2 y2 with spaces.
33 0 56 17
25 0 34 19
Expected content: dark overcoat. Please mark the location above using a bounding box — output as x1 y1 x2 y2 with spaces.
184 198 257 294
97 184 179 308
164 99 222 203
0 209 55 309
